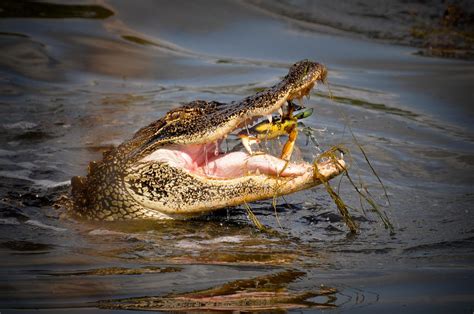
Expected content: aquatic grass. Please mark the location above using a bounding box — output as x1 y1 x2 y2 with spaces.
243 201 266 231
326 81 391 205
310 143 393 233
324 82 393 233
243 201 286 237
343 168 393 231
313 146 357 233
272 194 283 229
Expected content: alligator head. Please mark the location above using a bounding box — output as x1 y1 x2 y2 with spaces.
71 60 345 221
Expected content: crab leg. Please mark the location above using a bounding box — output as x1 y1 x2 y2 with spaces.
239 134 260 155
279 100 301 161
280 124 298 161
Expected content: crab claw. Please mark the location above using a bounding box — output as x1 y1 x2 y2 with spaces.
239 134 260 155
288 100 305 111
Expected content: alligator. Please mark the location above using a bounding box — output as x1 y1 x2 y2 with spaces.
71 60 345 221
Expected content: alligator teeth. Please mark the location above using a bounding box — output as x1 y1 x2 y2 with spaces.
267 114 272 124
241 136 253 154
255 168 260 175
278 107 283 117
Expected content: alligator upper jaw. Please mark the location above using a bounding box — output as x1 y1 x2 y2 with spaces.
139 78 332 182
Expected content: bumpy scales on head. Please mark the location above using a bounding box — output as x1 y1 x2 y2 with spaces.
71 60 343 221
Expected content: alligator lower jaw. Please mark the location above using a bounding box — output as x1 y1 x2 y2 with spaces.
196 157 345 216
133 153 345 218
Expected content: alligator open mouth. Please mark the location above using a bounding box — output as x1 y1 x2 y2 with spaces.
138 77 337 182
141 123 307 180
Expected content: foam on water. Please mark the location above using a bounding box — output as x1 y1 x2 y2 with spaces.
88 229 127 236
0 218 20 225
24 220 67 232
201 236 245 244
175 240 203 249
0 169 70 189
0 149 16 157
2 121 38 130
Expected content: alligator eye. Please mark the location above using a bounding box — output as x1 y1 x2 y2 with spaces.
166 107 204 123
167 109 189 121
303 64 310 76
168 111 183 121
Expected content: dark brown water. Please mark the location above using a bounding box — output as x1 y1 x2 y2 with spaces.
1 1 473 313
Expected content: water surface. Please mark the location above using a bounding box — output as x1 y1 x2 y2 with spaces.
0 1 473 313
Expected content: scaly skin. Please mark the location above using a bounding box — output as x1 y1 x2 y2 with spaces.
71 60 344 221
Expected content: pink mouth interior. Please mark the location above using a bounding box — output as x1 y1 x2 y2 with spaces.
141 142 312 179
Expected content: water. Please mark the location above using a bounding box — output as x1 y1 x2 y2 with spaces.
1 1 473 312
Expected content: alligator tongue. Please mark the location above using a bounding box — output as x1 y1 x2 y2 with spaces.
199 151 312 178
141 146 312 179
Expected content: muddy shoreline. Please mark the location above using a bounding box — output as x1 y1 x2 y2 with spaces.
247 0 474 60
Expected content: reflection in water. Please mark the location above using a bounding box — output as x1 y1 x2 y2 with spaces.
99 270 338 311
0 240 53 252
79 218 331 267
0 34 62 81
48 265 181 276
